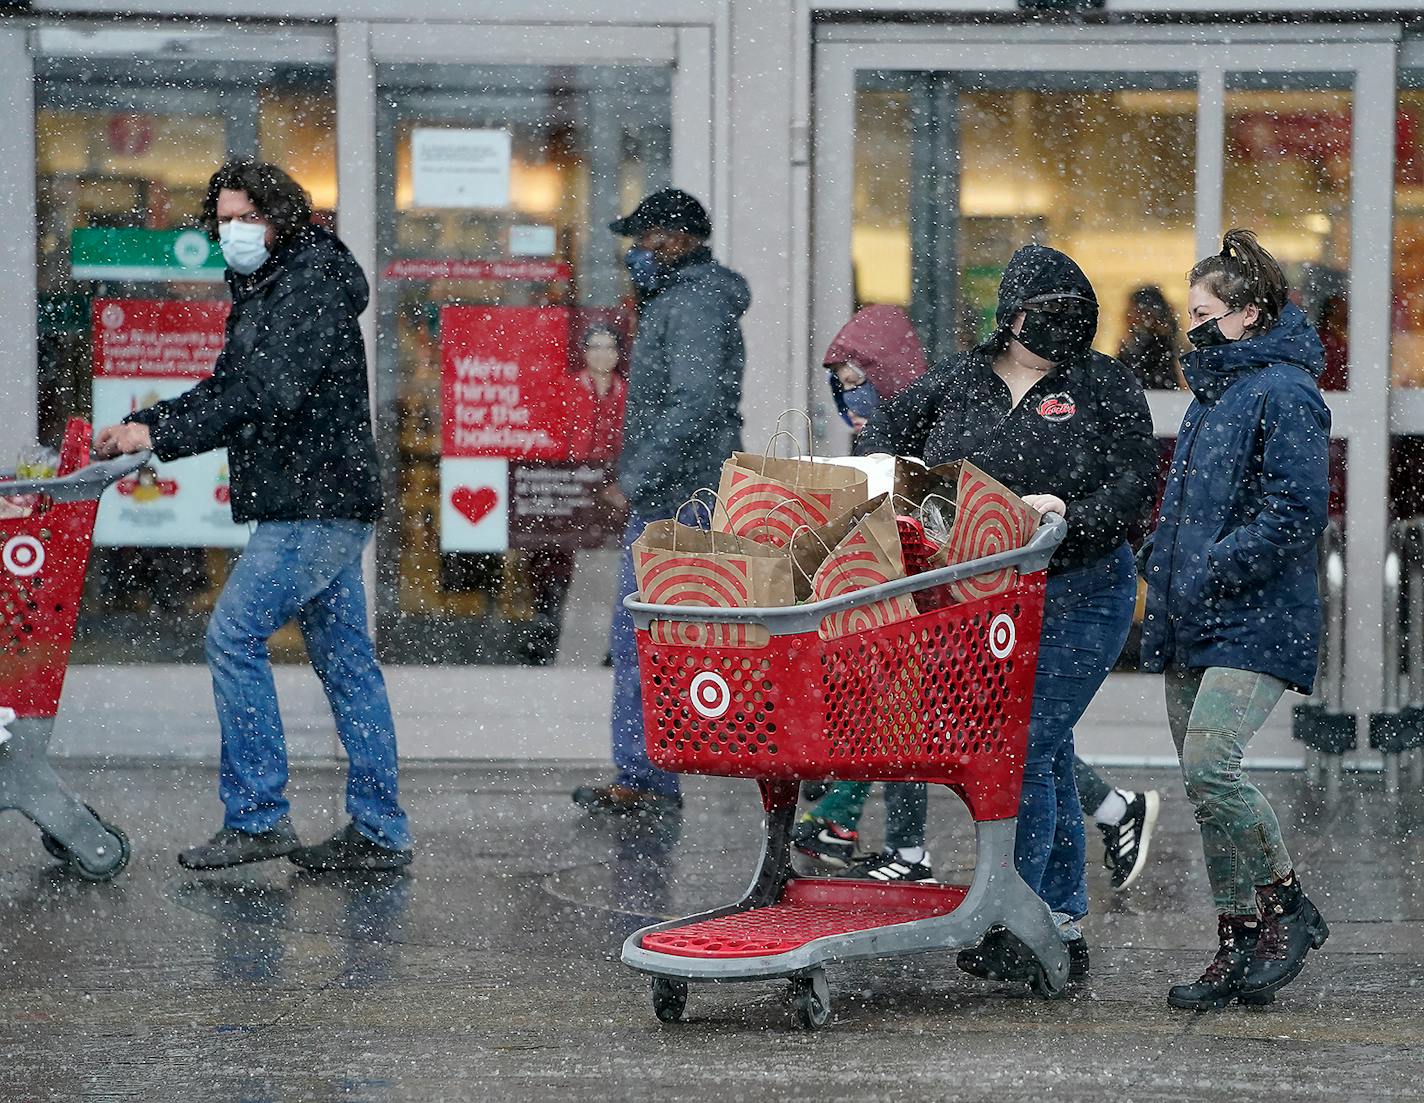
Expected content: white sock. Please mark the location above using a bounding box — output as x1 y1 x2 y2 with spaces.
1092 788 1132 826
895 846 926 865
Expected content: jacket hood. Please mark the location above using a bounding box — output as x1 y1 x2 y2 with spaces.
993 245 1098 324
822 305 928 400
982 245 1099 364
232 224 370 314
1181 303 1325 404
662 252 751 318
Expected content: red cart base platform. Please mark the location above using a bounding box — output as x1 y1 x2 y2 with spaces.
642 879 969 959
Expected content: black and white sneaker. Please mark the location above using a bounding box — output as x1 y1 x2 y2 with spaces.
1100 789 1160 892
837 848 934 883
792 816 859 869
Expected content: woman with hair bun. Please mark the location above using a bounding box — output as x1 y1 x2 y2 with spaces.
1142 229 1332 1010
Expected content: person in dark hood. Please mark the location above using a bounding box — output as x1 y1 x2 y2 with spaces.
96 160 410 873
856 246 1156 984
1142 230 1331 1011
573 189 750 817
800 303 1159 894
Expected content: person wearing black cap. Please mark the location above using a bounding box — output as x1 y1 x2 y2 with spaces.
856 245 1156 984
573 189 751 817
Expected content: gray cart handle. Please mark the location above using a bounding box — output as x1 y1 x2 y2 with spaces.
626 511 1066 638
0 451 153 503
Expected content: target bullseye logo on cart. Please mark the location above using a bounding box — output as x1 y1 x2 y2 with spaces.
690 671 732 719
3 535 44 578
988 613 1016 659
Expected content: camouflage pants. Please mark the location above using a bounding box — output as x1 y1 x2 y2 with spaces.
1165 665 1295 915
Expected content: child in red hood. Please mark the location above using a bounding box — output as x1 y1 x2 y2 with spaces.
823 305 928 435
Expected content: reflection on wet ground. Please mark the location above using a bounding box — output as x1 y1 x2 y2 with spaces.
1 761 1421 1101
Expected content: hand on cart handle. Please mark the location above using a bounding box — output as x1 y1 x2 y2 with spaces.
1021 493 1066 517
95 422 153 460
1 450 152 504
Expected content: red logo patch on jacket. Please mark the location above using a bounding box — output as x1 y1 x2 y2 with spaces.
1037 393 1076 422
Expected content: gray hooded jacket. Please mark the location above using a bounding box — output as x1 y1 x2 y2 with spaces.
618 249 751 518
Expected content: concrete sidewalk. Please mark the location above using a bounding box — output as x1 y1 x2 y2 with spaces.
1 761 1420 1101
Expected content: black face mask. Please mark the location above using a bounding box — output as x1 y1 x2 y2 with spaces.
1186 311 1239 349
1014 299 1097 364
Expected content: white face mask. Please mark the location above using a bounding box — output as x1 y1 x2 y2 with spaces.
219 219 270 275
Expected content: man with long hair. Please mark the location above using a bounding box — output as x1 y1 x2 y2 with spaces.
97 160 411 871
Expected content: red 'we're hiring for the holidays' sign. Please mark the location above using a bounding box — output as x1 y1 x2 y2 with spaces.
439 306 571 551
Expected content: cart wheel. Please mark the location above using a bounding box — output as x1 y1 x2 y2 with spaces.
790 970 831 1030
48 806 130 882
651 977 688 1024
1029 961 1067 1001
40 830 70 862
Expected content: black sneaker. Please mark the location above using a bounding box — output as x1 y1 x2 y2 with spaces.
288 822 412 872
791 816 859 869
178 818 300 870
836 848 933 883
1100 789 1160 892
1066 935 1090 978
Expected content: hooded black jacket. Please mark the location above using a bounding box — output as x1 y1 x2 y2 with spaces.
126 225 383 524
857 246 1156 574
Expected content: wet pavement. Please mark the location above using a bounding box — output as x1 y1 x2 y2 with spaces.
1 760 1421 1102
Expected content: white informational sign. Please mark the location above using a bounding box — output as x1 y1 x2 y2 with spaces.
411 128 512 209
92 376 250 549
509 224 557 257
440 457 510 553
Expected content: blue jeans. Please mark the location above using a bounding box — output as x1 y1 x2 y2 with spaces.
207 520 410 850
610 510 687 797
1015 544 1136 921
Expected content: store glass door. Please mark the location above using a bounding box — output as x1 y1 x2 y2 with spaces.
816 33 1397 717
852 71 1198 379
373 62 673 665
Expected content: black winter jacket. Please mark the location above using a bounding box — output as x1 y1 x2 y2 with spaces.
858 246 1156 573
127 226 383 524
618 248 750 519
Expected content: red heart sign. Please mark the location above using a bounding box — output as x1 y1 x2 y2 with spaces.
451 486 499 526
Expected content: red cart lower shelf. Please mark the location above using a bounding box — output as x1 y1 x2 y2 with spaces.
642 879 969 959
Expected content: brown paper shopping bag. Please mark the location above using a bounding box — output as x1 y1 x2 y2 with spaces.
713 450 868 549
928 460 1039 605
809 495 919 640
632 517 794 649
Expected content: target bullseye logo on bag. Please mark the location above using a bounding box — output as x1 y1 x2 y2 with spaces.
2 535 44 577
690 671 732 719
988 613 1016 659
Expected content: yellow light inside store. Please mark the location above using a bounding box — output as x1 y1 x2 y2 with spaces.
511 161 565 216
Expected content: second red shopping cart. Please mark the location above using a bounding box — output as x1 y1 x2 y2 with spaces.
621 512 1069 1028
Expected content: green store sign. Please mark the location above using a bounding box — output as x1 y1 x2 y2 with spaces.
71 228 225 283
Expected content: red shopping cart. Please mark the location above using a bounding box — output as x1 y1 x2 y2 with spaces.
0 418 149 879
620 512 1069 1028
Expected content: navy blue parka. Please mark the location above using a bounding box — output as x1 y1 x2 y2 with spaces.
1140 303 1331 692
